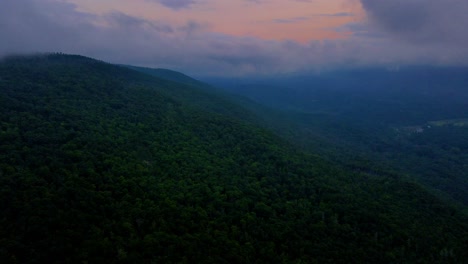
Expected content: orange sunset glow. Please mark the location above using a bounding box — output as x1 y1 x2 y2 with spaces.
66 0 364 42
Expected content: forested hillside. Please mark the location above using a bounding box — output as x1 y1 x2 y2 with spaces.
207 70 468 207
0 54 467 263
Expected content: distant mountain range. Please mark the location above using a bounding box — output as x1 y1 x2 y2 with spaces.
204 67 468 207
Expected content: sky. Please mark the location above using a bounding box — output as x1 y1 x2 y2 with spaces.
1 0 467 76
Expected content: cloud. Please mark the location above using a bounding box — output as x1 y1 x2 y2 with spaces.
272 13 353 24
360 0 468 48
1 0 468 77
245 0 264 3
148 0 196 10
0 0 88 55
317 12 354 17
104 12 174 33
273 17 309 24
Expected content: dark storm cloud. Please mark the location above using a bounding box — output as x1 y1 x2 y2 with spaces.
360 0 468 47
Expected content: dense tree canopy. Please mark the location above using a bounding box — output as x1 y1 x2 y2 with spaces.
210 70 468 208
0 54 467 263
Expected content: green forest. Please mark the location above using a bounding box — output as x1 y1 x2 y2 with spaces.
208 69 468 209
0 54 467 263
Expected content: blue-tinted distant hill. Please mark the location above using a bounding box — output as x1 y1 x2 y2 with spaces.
125 65 206 87
204 67 468 207
205 66 468 124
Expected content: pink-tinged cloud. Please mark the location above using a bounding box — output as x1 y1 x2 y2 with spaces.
148 0 195 10
65 0 359 43
1 0 467 76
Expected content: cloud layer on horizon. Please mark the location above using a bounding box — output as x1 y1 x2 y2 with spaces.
361 0 468 48
1 0 467 76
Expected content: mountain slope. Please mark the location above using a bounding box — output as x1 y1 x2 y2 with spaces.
206 70 468 207
0 54 467 263
124 65 263 126
125 65 206 87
